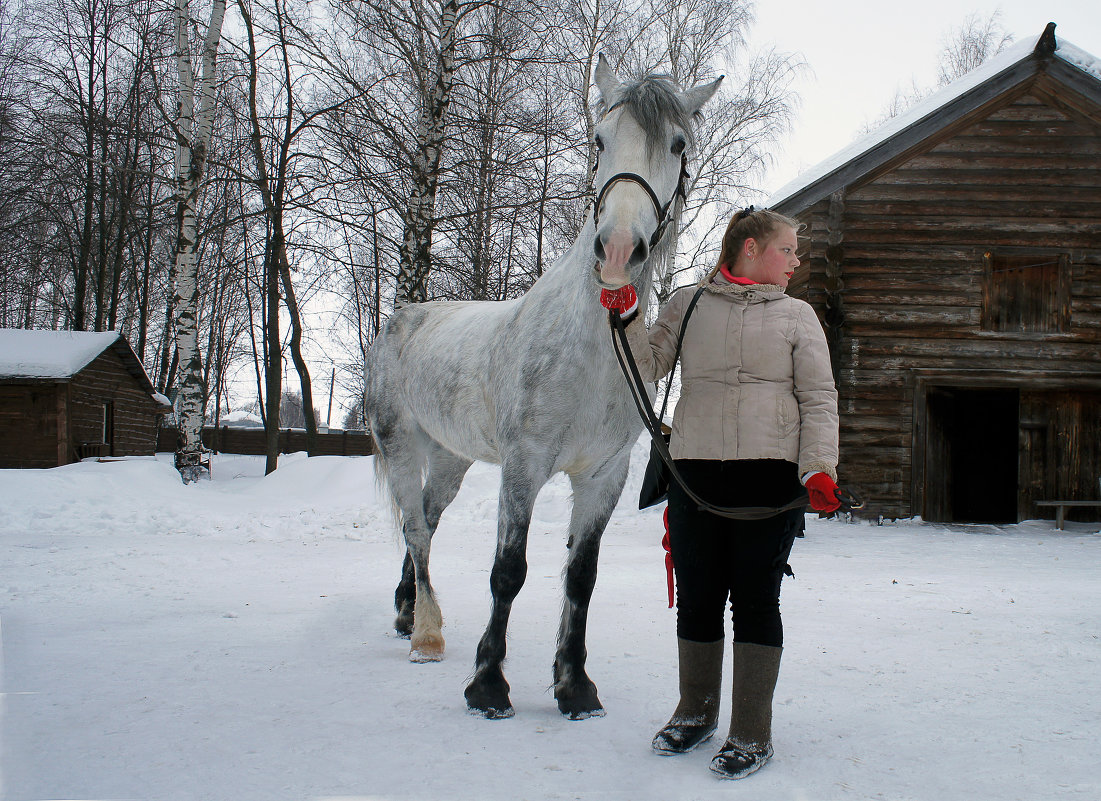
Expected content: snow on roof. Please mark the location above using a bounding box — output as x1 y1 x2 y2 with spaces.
0 328 122 379
1057 39 1101 82
220 410 264 428
767 32 1100 209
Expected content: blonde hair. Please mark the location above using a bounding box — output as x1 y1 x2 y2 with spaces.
701 207 803 285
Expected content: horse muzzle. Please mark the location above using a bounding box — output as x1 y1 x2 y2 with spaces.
594 225 649 289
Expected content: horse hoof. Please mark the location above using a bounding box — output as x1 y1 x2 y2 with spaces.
555 685 604 720
394 614 414 639
409 633 445 662
465 675 512 718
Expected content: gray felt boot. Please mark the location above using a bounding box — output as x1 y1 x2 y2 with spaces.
709 642 782 779
651 638 724 755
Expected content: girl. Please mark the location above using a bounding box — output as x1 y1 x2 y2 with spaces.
604 207 840 779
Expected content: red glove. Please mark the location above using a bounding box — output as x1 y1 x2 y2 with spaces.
805 472 842 513
600 285 638 320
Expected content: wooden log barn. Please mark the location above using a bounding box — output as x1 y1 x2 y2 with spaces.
0 329 173 469
770 25 1101 524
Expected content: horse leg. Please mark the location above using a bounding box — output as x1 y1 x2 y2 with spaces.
374 420 450 663
553 462 629 719
394 551 416 638
394 444 472 638
465 460 545 718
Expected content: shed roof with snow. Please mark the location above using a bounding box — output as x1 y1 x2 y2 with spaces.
1 329 171 468
768 24 1101 213
0 329 170 408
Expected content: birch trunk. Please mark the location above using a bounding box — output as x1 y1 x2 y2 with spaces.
173 0 227 483
394 0 459 306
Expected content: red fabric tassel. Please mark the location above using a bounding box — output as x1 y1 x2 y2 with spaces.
599 285 638 313
662 507 674 609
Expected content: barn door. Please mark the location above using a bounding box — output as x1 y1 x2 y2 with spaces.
924 387 1020 523
1020 390 1101 522
923 387 954 522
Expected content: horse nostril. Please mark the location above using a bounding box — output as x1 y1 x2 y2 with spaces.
630 237 648 265
594 237 606 262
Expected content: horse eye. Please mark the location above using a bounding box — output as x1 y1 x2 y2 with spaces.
594 135 604 152
671 137 686 155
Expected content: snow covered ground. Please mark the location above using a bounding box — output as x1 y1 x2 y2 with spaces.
2 444 1099 801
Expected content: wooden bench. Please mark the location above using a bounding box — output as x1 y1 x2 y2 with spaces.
75 442 108 460
1034 500 1101 530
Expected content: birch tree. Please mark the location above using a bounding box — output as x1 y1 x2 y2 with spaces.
866 10 1013 132
936 11 1014 87
394 0 460 306
173 0 227 483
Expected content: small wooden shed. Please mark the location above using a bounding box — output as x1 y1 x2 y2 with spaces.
0 329 173 468
770 25 1101 524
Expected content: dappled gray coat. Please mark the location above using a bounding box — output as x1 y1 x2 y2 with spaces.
625 276 839 481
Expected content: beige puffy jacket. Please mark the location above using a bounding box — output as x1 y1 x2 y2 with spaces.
625 277 839 481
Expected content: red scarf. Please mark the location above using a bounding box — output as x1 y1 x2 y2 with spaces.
718 264 759 285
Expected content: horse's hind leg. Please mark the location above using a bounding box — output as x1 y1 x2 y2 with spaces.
394 551 416 638
394 444 472 639
553 461 630 719
376 423 450 661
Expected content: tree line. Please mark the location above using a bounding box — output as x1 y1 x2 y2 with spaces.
0 0 802 475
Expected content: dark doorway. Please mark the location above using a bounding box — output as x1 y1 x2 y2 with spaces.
924 387 1020 523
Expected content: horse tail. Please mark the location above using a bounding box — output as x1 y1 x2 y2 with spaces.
369 435 396 528
369 423 430 541
365 313 427 537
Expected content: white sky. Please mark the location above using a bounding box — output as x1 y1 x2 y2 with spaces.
751 0 1101 196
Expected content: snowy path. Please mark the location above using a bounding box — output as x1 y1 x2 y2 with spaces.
2 451 1099 801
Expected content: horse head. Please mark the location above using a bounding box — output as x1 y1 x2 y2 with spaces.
591 55 722 290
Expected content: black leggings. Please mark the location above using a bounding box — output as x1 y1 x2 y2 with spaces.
667 459 805 646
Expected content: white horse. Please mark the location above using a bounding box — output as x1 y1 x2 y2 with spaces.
366 57 721 719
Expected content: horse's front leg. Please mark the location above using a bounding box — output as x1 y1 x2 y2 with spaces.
465 462 544 719
554 459 630 719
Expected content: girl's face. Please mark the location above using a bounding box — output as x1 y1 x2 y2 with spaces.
738 225 800 287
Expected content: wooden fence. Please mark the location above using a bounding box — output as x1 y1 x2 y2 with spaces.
156 425 375 457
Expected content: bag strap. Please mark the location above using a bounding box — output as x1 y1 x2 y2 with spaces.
655 285 706 423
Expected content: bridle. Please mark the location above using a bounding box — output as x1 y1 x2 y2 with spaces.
591 103 690 251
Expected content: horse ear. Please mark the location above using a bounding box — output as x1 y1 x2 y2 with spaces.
593 54 623 106
683 75 723 115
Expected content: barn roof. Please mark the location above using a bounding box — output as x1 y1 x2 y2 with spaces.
768 24 1101 214
0 328 172 408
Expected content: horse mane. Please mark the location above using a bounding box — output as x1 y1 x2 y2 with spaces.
598 74 701 155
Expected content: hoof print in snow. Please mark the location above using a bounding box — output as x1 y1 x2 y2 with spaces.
468 704 515 720
564 707 606 721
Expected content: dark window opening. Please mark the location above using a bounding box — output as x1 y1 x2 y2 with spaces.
102 402 114 454
981 251 1070 333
